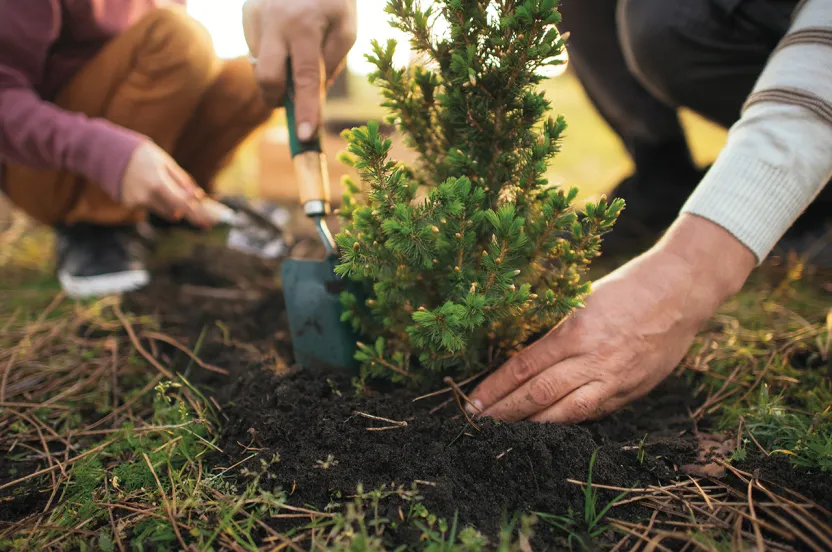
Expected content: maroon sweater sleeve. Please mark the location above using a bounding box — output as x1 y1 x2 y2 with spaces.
0 0 144 200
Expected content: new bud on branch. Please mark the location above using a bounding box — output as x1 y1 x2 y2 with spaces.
335 0 624 385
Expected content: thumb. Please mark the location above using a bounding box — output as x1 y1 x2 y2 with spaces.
288 31 324 142
242 0 263 57
468 325 572 413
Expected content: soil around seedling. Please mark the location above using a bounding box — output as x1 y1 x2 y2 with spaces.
124 243 704 543
6 241 826 547
219 368 698 540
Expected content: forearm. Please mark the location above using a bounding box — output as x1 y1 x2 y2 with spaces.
681 0 832 263
0 87 143 200
654 214 756 315
0 0 143 200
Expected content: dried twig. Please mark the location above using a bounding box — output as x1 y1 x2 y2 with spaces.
112 304 174 379
442 376 482 413
746 428 770 456
351 410 408 431
443 376 480 431
272 504 335 519
104 475 126 552
412 370 487 402
180 285 263 301
747 478 765 551
0 439 115 492
142 453 187 550
428 396 454 415
142 332 228 375
688 476 714 512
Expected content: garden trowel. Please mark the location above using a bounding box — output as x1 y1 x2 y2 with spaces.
278 69 358 373
202 196 291 259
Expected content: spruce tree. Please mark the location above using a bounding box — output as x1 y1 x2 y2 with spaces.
335 0 623 385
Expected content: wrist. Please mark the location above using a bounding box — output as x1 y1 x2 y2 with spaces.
653 214 755 306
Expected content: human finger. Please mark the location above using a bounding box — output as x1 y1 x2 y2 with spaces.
242 0 263 58
255 14 289 106
529 382 610 424
288 27 325 141
468 327 573 413
148 175 189 222
163 165 213 228
594 382 659 421
322 17 356 85
480 357 590 422
165 160 203 199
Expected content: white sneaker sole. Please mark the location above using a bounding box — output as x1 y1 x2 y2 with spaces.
58 269 150 299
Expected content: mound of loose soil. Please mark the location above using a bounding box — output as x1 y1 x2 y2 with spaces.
737 453 832 511
119 241 829 546
218 367 695 538
122 241 699 541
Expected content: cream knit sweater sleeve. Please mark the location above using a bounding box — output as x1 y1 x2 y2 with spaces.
681 0 832 263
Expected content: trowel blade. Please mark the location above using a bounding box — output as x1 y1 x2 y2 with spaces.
280 255 358 372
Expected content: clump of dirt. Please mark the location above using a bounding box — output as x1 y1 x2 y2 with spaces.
218 367 696 538
737 452 832 510
119 243 704 539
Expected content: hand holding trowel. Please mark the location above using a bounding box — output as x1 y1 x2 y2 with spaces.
276 64 359 373
200 62 357 372
201 195 292 260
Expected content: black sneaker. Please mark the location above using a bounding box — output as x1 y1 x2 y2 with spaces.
56 224 151 298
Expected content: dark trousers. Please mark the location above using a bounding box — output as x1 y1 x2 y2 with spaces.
560 0 798 153
559 0 830 231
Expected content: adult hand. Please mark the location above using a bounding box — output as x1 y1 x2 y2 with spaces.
242 0 357 141
468 215 757 423
121 141 214 228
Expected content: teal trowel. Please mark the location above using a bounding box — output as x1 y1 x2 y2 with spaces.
279 69 359 373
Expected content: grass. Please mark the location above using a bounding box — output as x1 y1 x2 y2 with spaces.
683 264 832 472
535 449 628 550
0 291 537 550
1 231 830 551
1 69 830 550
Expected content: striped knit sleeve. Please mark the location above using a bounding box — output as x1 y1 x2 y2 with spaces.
681 0 832 263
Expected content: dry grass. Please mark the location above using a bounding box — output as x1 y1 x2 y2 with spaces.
1 70 830 551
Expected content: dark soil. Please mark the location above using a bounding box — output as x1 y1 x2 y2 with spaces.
220 368 697 536
126 241 701 543
737 452 832 511
6 239 827 547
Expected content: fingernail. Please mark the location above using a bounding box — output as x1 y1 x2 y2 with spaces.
298 122 314 141
465 400 483 416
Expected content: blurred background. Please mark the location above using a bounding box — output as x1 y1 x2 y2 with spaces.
0 1 732 270
186 0 729 208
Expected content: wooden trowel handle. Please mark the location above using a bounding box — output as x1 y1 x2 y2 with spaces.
285 62 331 217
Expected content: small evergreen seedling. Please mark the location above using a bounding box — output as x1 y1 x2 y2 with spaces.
336 0 623 384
